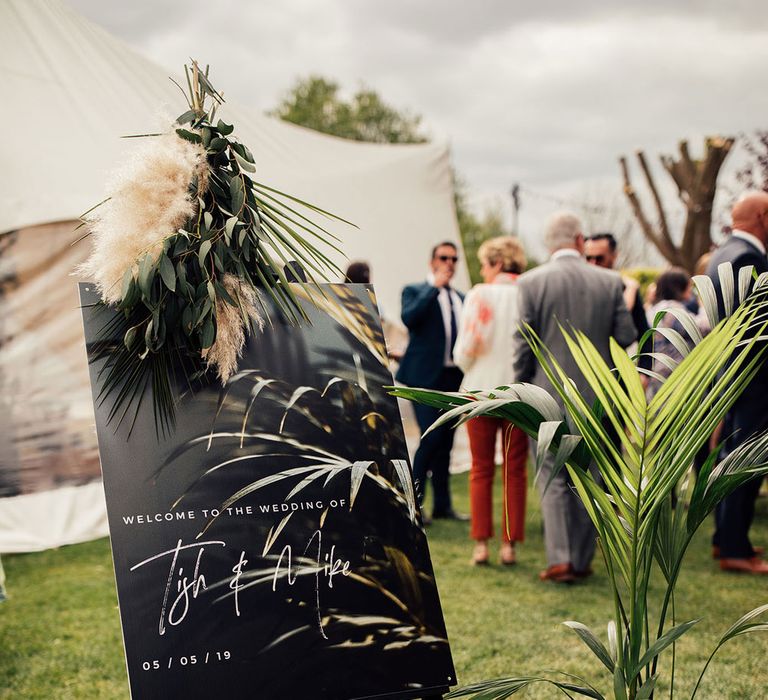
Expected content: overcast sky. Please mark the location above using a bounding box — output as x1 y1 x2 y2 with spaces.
67 0 768 262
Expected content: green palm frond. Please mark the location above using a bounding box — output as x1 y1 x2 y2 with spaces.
445 673 605 699
394 264 768 699
691 604 768 698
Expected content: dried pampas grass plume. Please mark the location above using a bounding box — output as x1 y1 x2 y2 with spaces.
202 274 265 383
78 130 208 303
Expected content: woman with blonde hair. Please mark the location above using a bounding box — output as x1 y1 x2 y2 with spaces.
453 236 528 565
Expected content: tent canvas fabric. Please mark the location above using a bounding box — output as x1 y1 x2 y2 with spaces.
0 0 468 552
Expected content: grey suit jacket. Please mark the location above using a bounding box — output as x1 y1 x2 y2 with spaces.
512 254 636 407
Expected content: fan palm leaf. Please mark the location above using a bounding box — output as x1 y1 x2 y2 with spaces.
392 265 768 698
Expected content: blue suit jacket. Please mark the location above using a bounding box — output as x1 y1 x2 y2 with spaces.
706 235 768 446
395 282 463 388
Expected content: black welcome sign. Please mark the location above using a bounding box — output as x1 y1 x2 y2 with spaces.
80 283 455 700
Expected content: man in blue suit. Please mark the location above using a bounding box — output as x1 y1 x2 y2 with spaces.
707 190 768 575
396 241 466 521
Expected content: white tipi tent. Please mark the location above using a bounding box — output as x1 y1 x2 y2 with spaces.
0 0 468 552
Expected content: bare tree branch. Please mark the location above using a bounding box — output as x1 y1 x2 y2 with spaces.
637 151 679 262
620 136 734 273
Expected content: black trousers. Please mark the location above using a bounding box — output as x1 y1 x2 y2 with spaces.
713 406 767 558
713 476 763 558
411 367 462 516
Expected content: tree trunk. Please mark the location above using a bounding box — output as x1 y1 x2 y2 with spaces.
620 136 734 273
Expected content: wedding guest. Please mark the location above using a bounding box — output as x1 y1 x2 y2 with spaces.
645 267 709 401
453 236 528 566
585 232 652 378
707 191 768 574
513 213 636 583
396 242 466 522
345 261 371 284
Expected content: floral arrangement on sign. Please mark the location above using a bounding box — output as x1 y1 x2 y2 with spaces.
79 62 350 435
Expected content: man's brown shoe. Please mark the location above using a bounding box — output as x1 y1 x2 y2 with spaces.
720 557 768 574
539 563 575 583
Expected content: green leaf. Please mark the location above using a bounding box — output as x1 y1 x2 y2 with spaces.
196 298 212 324
230 176 245 214
692 272 720 329
231 141 255 163
233 149 256 173
201 317 215 349
716 602 768 645
634 619 700 675
535 421 561 474
636 675 657 700
207 280 216 303
176 109 197 125
144 319 154 348
613 666 628 700
173 236 189 256
215 281 237 307
181 304 194 332
138 255 154 297
176 260 187 284
209 137 228 153
444 676 604 699
196 68 224 102
217 119 234 135
692 603 768 698
563 621 614 672
607 621 618 661
158 254 176 292
198 239 212 269
120 268 134 300
224 216 238 243
738 264 756 303
123 326 138 350
175 128 202 144
718 261 735 317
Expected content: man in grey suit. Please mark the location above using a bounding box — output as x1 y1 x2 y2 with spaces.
513 213 636 583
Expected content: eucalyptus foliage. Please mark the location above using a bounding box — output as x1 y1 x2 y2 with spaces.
393 263 768 699
86 63 350 436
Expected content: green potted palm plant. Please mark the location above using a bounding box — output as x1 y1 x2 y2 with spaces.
393 266 768 699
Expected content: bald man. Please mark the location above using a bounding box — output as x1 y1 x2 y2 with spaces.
707 190 768 575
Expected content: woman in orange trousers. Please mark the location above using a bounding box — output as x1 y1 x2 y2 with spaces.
453 236 528 565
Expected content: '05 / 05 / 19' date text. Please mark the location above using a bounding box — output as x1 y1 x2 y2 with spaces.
140 650 231 671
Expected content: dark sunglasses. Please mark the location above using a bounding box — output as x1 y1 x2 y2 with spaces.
586 255 606 264
436 255 458 263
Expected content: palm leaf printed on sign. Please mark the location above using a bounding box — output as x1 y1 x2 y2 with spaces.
158 373 431 645
394 264 768 699
147 277 444 661
294 284 389 367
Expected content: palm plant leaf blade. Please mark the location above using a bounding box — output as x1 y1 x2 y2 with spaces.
633 619 700 676
562 621 615 672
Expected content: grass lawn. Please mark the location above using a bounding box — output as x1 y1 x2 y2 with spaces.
1 471 767 699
